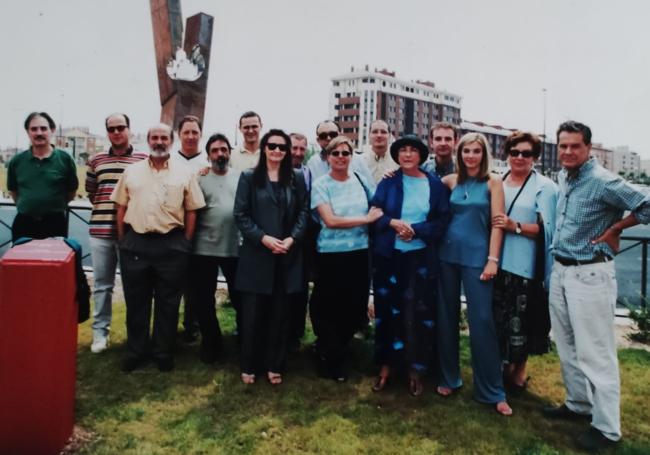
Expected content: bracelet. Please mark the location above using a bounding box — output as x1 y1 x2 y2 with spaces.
487 256 499 263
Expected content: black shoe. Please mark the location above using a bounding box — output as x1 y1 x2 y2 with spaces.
542 404 591 421
121 356 147 373
157 357 175 372
576 427 619 452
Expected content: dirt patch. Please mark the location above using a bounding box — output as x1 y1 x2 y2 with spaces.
60 425 96 454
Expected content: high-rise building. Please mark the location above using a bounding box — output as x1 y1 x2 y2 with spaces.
329 66 461 149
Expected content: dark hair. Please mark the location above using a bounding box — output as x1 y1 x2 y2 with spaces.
205 133 232 153
239 111 262 127
315 120 341 134
253 129 293 187
104 113 130 129
178 115 202 132
24 112 55 131
504 131 542 158
429 121 458 140
556 121 591 145
370 119 391 134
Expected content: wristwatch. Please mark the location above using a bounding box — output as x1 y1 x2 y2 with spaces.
515 222 522 235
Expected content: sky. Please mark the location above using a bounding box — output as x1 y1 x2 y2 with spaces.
1 0 649 157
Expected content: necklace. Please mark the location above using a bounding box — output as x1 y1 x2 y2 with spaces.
463 178 477 200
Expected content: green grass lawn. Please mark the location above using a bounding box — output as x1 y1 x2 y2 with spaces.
73 298 650 454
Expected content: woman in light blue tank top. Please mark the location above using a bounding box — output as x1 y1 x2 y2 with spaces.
437 133 512 416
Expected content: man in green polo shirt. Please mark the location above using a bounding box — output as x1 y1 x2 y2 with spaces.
7 111 78 241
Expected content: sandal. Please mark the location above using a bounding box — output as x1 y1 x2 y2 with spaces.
495 401 513 416
241 373 255 385
436 386 454 397
267 371 283 385
372 375 390 392
508 376 531 394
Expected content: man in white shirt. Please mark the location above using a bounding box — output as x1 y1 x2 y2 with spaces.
230 111 262 171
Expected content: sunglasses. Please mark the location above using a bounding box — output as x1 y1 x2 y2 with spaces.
329 150 351 157
508 150 535 158
318 131 339 140
267 143 289 152
107 125 128 133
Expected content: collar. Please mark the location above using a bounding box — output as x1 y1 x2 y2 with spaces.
372 149 389 161
239 146 259 155
29 146 55 160
177 149 203 160
564 157 595 181
109 145 133 156
147 156 170 169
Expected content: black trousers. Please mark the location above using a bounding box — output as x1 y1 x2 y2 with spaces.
12 212 67 241
188 254 240 353
119 237 189 361
309 249 370 371
240 272 291 375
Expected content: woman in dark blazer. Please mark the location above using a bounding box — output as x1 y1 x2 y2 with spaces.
370 134 449 396
233 129 309 385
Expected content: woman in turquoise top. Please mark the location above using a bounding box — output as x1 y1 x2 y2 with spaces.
491 132 559 393
437 133 512 416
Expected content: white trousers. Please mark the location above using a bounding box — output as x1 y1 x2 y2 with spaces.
549 260 621 441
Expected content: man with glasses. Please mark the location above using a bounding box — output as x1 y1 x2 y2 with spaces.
86 113 148 353
360 119 398 183
230 111 262 171
422 121 457 178
7 111 78 241
306 120 373 185
542 121 650 451
111 123 205 373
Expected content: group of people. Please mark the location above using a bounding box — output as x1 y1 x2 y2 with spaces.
7 110 650 451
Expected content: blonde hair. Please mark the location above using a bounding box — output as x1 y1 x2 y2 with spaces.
325 135 354 154
456 132 492 184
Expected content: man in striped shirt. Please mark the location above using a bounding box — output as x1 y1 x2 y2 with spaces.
85 113 147 353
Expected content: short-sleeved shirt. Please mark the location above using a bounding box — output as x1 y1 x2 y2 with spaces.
311 173 372 253
229 147 260 172
7 148 78 216
361 149 399 183
193 170 241 257
110 158 205 234
171 150 210 173
86 146 148 239
394 175 429 251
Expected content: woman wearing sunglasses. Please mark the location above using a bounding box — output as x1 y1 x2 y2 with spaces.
491 131 558 393
369 134 449 396
310 135 383 382
437 133 512 415
233 129 309 385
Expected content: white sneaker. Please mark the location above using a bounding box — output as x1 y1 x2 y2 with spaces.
91 337 109 353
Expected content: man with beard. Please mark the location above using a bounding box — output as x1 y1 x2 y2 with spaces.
111 123 205 372
422 121 457 178
7 111 78 240
360 119 398 183
230 111 262 171
85 113 147 353
187 133 242 363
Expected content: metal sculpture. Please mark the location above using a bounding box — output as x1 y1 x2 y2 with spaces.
150 0 214 127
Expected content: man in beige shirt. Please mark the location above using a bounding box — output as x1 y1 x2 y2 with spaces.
111 123 205 373
230 111 262 171
361 119 398 183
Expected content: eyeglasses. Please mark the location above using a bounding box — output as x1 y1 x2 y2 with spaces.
508 150 535 158
329 150 351 157
107 125 128 133
318 131 339 141
267 143 289 152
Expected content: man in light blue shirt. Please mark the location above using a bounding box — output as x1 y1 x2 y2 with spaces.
544 121 650 451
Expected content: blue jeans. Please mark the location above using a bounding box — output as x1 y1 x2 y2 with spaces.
90 236 119 341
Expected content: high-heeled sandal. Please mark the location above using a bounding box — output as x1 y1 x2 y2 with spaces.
241 373 256 385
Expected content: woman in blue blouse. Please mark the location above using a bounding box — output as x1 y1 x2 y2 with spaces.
310 135 383 382
491 131 558 392
437 133 512 415
370 135 449 396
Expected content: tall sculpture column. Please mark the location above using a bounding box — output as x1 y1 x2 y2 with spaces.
150 0 214 127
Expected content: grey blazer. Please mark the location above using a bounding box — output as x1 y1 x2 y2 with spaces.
233 169 309 294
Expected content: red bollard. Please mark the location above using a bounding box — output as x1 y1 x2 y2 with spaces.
0 239 78 455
